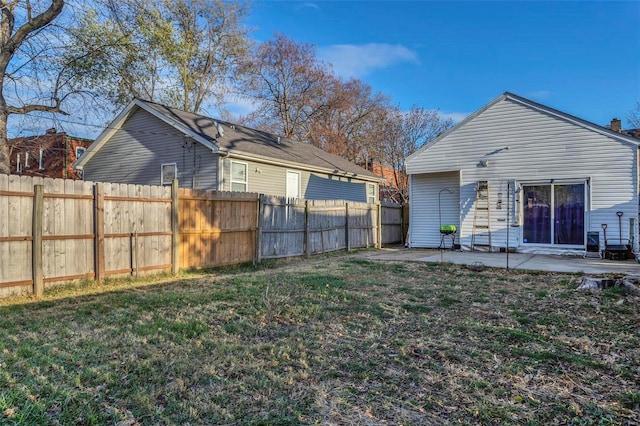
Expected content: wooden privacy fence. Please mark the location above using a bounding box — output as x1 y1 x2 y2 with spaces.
0 174 173 297
0 174 407 297
258 196 382 260
178 188 259 269
381 201 408 245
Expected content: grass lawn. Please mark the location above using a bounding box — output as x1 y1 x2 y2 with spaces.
1 255 639 425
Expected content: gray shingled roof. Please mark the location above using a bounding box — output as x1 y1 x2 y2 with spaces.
139 99 380 180
623 128 640 140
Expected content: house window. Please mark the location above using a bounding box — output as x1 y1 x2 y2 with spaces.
39 148 45 170
24 152 30 168
367 183 376 204
76 146 86 159
230 161 248 192
161 163 177 185
16 154 22 174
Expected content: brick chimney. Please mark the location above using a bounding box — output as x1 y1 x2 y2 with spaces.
610 118 622 133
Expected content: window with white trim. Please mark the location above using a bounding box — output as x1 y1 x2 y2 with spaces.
76 146 86 159
39 148 45 170
16 154 22 174
161 163 177 185
24 152 30 168
230 161 248 192
367 183 376 204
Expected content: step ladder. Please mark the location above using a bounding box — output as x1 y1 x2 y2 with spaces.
471 180 492 252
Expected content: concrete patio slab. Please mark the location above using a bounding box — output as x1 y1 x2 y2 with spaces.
417 251 640 274
357 247 640 275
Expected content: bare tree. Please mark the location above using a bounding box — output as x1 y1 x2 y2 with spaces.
0 0 67 173
308 77 390 163
236 33 334 140
383 106 454 202
629 102 640 128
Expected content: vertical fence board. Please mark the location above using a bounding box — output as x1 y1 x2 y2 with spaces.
94 183 105 282
0 175 8 295
53 179 66 279
7 176 29 286
32 185 44 296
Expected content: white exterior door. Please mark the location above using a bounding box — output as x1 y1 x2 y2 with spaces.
286 171 300 199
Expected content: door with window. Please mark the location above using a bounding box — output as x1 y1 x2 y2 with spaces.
522 182 585 246
286 171 300 199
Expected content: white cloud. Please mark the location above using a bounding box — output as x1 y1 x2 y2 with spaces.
318 43 418 78
296 2 320 11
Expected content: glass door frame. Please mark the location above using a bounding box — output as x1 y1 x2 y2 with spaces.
519 179 588 248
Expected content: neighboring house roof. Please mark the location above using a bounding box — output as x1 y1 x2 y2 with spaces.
76 98 382 182
406 92 640 164
623 128 640 140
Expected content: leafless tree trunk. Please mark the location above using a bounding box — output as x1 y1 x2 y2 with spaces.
0 0 66 173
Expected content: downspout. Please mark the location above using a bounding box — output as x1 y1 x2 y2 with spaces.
217 149 229 191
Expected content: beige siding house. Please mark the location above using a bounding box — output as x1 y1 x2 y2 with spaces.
405 92 640 255
75 99 382 202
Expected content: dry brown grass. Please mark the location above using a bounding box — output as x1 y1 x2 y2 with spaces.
0 255 639 425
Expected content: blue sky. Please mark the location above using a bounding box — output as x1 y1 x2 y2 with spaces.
244 0 640 128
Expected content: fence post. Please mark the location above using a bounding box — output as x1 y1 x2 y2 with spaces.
94 182 105 282
32 185 44 296
401 204 405 245
171 179 179 274
377 202 382 249
345 202 350 252
255 195 263 265
304 200 310 258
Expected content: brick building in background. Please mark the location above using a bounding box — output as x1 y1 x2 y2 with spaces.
8 128 93 179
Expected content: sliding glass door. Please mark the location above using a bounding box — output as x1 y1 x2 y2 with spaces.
523 183 585 246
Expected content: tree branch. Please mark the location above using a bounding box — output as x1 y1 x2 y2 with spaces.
0 0 64 73
7 102 69 115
